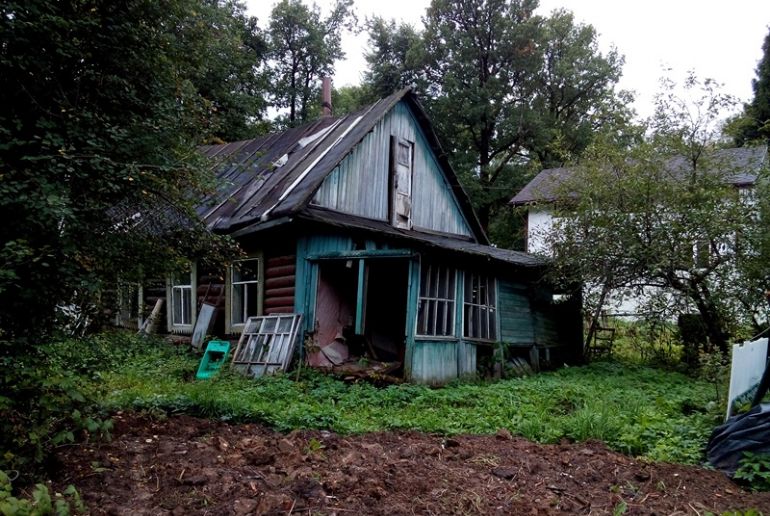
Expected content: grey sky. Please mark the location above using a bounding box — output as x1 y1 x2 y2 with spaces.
246 0 770 120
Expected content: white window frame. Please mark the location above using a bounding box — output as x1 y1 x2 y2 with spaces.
463 272 498 342
225 256 263 334
167 262 196 333
416 261 456 338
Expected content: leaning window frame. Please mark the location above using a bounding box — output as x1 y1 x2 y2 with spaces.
416 260 457 338
225 254 264 334
463 272 498 342
166 262 197 333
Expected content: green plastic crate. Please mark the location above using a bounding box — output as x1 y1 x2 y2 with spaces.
196 340 231 380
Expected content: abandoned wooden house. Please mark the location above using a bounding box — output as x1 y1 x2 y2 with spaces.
115 88 581 384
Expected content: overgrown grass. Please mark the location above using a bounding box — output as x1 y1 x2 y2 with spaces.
86 333 721 465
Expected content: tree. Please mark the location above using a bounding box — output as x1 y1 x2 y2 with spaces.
730 27 770 146
0 0 262 340
545 76 767 353
363 17 422 100
189 1 271 142
267 0 355 127
363 0 629 234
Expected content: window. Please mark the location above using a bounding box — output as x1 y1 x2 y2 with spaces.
464 273 497 341
168 263 196 332
417 262 456 337
229 258 261 330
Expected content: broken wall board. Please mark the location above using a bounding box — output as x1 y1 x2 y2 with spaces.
726 337 768 420
231 314 303 377
191 302 217 351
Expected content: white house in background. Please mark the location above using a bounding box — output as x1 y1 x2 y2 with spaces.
510 146 768 316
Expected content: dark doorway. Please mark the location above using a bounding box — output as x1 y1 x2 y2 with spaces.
310 258 410 375
364 260 409 365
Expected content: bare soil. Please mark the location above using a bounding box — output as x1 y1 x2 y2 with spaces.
53 413 770 515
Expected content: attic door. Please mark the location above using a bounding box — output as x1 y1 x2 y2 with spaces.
390 136 414 229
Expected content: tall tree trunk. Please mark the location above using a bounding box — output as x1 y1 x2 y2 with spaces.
692 293 729 354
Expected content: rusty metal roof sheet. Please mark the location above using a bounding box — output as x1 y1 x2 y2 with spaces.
199 89 488 243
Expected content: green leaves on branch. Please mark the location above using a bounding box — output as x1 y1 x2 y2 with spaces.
545 74 769 352
0 0 262 338
363 0 632 231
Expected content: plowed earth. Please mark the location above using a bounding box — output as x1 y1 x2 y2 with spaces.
53 414 770 515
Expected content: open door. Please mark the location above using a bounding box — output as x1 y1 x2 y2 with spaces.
309 258 409 376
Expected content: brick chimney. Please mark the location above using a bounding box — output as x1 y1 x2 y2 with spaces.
321 77 333 117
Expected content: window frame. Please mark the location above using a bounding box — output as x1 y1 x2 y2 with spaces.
416 260 457 338
463 272 498 342
225 255 264 334
167 262 197 333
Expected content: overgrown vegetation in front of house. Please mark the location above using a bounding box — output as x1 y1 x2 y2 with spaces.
15 333 724 466
10 330 770 494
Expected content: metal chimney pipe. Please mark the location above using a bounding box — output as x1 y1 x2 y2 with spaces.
321 77 332 117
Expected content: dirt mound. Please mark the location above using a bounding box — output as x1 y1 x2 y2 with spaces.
53 414 770 514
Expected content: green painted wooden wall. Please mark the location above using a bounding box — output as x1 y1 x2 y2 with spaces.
498 279 535 346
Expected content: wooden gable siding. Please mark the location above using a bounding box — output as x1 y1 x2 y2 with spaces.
312 102 473 238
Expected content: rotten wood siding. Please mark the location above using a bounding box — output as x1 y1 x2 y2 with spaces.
312 101 473 238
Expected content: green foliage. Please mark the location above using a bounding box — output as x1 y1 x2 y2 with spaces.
267 0 355 126
0 332 167 483
363 0 632 231
611 319 683 366
0 0 262 339
734 452 770 492
89 338 719 465
731 28 770 146
0 471 84 516
546 74 766 352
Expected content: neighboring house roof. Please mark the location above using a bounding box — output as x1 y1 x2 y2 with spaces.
510 146 768 206
198 88 488 243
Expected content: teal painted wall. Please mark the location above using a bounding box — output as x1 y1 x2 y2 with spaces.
294 234 355 332
411 340 459 385
498 279 535 346
312 101 473 237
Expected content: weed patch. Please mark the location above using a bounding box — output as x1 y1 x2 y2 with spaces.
88 336 721 465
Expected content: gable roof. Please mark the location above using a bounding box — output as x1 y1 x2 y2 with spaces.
198 89 488 243
510 146 768 206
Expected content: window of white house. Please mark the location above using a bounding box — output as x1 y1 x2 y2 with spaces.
168 263 196 332
229 257 261 331
464 273 497 341
417 262 456 337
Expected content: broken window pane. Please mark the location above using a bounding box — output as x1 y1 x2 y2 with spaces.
171 267 193 326
417 261 456 337
464 273 497 341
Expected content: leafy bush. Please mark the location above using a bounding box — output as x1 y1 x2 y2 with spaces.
734 452 770 492
0 332 162 483
0 470 84 515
